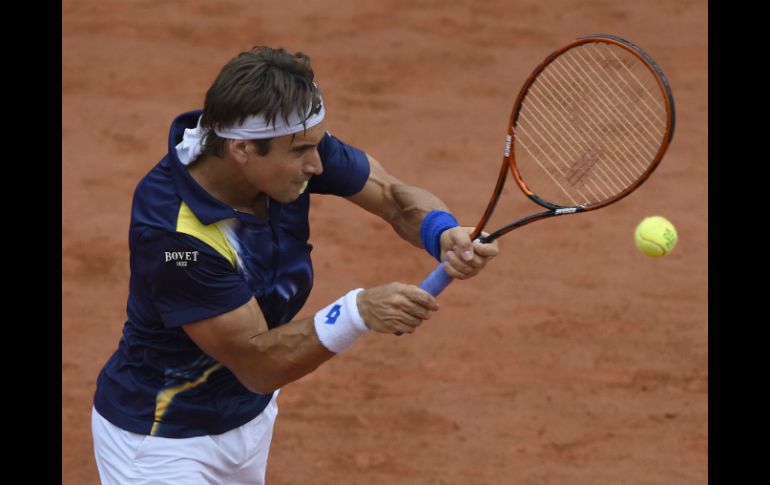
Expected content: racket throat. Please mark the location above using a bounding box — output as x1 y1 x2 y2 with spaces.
479 206 586 243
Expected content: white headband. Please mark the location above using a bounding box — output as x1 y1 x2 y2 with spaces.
175 100 325 165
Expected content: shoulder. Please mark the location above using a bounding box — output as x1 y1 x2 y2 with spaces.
310 132 371 196
130 157 182 233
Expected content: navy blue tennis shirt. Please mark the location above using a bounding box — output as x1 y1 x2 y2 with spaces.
93 110 370 438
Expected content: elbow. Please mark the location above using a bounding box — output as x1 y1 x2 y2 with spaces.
248 381 281 394
229 344 283 394
239 373 281 394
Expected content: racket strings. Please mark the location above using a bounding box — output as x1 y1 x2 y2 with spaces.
566 48 663 159
549 53 655 179
514 41 668 208
556 46 661 180
522 84 629 200
591 44 667 124
537 61 646 189
555 59 654 168
518 83 631 204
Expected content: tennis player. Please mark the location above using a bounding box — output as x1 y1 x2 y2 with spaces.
91 46 499 484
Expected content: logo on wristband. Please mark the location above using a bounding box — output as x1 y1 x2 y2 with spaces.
324 304 342 324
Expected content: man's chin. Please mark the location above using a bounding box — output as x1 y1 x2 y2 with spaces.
271 181 308 204
274 193 302 204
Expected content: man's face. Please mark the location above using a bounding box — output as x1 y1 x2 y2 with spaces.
244 122 325 203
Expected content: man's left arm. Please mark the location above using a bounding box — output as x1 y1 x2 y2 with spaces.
346 154 499 280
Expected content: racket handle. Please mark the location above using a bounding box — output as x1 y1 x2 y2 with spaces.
418 262 453 297
395 262 453 336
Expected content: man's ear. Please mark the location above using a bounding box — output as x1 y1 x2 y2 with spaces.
226 139 250 163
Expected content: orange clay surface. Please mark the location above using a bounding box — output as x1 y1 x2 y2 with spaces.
63 1 708 483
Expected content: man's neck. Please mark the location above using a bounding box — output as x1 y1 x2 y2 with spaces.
187 154 267 218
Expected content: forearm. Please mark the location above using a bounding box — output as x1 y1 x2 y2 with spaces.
244 317 334 393
349 154 450 248
241 289 365 393
237 283 437 391
388 183 450 247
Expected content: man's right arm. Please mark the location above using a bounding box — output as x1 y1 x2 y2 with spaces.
182 283 438 394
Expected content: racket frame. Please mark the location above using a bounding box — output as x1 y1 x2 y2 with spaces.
474 34 676 244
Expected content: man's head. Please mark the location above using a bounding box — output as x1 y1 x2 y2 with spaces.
200 46 323 158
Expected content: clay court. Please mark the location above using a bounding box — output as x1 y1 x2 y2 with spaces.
62 0 708 483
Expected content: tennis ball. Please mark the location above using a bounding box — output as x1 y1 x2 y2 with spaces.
635 216 677 257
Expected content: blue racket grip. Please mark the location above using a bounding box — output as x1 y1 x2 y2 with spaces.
395 262 453 336
418 261 454 297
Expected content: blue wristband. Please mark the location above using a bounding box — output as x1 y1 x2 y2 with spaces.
420 210 459 261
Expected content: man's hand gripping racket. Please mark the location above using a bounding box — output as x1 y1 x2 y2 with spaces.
420 34 676 298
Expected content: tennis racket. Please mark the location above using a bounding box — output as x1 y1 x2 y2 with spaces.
420 34 675 297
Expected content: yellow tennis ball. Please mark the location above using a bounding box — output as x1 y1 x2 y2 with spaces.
635 216 678 257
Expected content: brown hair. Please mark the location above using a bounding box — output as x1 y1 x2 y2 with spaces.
199 46 322 157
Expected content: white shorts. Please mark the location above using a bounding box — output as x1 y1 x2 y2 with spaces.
92 392 279 485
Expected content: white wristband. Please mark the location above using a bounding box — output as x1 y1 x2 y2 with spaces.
313 288 367 353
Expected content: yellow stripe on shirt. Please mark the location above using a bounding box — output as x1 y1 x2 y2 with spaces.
150 363 223 436
175 202 237 268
